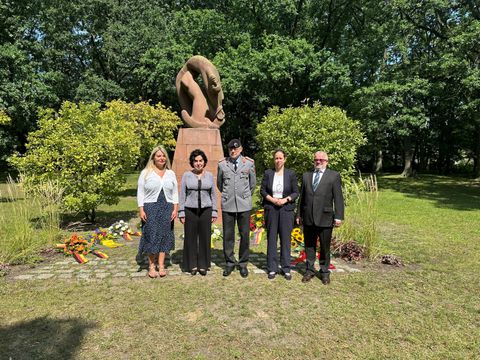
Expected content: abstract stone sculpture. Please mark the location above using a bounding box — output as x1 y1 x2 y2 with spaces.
175 55 225 128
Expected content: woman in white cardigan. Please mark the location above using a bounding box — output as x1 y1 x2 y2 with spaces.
137 146 178 278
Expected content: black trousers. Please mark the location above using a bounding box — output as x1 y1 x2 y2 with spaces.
303 225 333 275
222 210 250 269
183 207 212 271
265 206 294 273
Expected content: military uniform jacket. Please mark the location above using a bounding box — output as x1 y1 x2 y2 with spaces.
217 155 256 213
298 168 344 227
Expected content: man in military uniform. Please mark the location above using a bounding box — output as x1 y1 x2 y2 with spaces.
217 139 256 277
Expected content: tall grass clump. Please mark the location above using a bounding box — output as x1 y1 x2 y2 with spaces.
335 174 381 259
0 176 63 265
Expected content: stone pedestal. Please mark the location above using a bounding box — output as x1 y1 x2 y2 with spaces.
172 128 224 223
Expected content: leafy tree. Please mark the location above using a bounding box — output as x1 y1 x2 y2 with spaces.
352 78 430 176
256 103 365 186
103 100 182 167
10 100 180 221
215 34 351 150
3 0 480 178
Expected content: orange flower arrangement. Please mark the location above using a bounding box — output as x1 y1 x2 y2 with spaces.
60 234 92 255
56 233 108 264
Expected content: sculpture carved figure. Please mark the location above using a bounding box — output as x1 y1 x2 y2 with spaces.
176 55 225 128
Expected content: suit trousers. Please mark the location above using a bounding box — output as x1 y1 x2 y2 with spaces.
303 225 333 275
265 206 294 273
183 207 212 271
222 210 250 269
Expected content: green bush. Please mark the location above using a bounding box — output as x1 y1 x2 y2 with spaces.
256 103 365 184
10 100 180 221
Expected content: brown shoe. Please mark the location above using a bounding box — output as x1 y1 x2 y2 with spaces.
301 273 315 283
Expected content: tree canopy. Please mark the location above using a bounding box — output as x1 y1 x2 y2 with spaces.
1 0 479 176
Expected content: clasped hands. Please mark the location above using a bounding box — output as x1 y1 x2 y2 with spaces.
270 196 289 206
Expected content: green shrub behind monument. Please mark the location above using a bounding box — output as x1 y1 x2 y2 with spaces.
10 100 181 222
256 103 365 186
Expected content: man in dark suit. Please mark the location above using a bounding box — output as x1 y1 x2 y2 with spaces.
297 151 344 284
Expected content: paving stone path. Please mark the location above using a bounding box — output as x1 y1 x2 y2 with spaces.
12 253 360 281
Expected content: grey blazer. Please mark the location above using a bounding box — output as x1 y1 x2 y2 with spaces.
217 155 256 213
178 170 218 218
298 168 344 227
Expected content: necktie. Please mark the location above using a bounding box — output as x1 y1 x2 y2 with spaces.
234 161 237 171
313 171 321 191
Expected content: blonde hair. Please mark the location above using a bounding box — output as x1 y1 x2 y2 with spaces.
143 146 172 177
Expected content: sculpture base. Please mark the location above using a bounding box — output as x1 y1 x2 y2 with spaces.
172 128 224 223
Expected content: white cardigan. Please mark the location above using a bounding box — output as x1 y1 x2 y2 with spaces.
137 169 179 207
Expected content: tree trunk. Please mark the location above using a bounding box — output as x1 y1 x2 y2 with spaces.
84 208 96 223
474 122 480 179
401 137 414 177
373 149 383 173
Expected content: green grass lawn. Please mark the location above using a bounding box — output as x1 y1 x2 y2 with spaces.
1 174 479 359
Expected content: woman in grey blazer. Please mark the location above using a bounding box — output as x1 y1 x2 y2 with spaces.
178 149 218 276
260 149 299 280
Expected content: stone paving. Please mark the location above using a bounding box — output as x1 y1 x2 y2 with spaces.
12 253 361 281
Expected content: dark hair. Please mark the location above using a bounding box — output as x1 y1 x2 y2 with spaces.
272 148 286 158
189 149 208 167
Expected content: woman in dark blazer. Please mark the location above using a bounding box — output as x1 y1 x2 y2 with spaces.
260 149 299 280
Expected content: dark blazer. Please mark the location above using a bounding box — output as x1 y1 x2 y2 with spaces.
260 168 299 211
298 168 344 227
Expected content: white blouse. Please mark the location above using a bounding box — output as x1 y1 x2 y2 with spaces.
137 169 179 207
272 172 284 199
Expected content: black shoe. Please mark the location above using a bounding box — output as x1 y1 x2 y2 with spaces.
267 272 276 280
320 273 330 285
239 267 249 278
280 269 292 280
223 267 234 277
190 269 197 276
301 273 315 283
198 269 207 276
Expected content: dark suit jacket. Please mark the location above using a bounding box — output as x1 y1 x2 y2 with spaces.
298 168 344 227
260 168 299 211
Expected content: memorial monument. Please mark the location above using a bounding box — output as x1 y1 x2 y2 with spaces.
172 56 225 220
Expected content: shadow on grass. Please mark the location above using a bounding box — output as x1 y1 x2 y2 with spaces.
115 188 137 197
62 210 138 231
0 197 19 203
0 316 96 359
168 248 226 272
378 174 480 211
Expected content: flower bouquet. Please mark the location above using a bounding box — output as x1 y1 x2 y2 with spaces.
249 209 266 245
108 220 141 241
91 228 124 248
211 224 222 248
56 233 108 264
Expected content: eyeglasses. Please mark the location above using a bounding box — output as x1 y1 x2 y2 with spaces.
314 159 328 163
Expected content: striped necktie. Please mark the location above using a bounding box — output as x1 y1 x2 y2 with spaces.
313 170 321 191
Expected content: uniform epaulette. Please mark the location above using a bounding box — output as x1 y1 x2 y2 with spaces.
218 157 226 163
243 156 254 162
